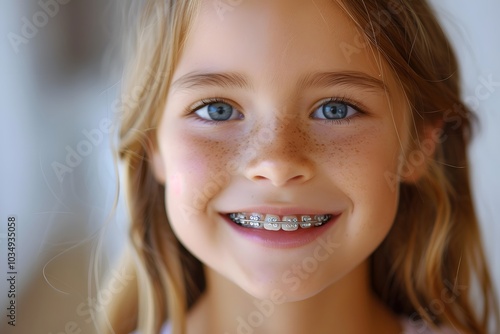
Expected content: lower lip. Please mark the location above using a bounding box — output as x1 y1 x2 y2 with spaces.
221 213 340 249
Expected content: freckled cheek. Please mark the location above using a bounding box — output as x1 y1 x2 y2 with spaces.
163 132 237 202
318 129 400 199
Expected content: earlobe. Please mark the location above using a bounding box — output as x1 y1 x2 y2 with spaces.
400 124 441 184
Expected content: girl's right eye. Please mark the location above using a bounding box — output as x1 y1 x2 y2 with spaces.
193 100 243 122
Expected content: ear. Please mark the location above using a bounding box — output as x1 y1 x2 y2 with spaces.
400 122 442 184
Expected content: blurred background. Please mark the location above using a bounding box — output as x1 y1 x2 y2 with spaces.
0 0 499 333
0 1 127 333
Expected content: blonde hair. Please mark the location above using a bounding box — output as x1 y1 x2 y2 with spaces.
104 1 499 333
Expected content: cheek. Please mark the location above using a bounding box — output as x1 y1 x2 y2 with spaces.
321 122 400 179
319 123 402 229
159 130 231 259
163 130 233 207
159 126 242 260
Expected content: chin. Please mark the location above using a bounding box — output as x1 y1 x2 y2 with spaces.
232 266 340 304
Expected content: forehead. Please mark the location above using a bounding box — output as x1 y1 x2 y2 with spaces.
173 0 397 96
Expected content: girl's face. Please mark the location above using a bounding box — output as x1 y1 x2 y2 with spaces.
154 0 410 300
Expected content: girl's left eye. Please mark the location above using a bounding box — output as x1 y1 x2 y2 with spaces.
193 100 242 121
311 100 358 120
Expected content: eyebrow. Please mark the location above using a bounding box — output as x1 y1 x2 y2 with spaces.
171 72 251 91
170 70 386 93
297 71 387 92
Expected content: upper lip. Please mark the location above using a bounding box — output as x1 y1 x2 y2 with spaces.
221 206 341 216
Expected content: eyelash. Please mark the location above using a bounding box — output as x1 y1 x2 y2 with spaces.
185 96 366 125
185 97 236 125
313 96 365 125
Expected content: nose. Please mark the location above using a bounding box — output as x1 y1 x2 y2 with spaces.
243 121 314 187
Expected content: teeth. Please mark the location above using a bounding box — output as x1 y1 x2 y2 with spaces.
283 216 299 223
301 215 312 222
316 214 329 222
264 222 281 231
249 213 263 221
264 215 280 230
315 214 331 226
228 212 333 231
265 214 280 223
282 216 299 231
248 221 262 228
282 223 299 231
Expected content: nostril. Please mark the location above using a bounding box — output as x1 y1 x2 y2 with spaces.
289 175 305 182
251 173 307 187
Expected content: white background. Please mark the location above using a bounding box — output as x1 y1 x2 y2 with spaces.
430 0 500 291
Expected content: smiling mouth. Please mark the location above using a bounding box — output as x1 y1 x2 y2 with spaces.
227 212 333 231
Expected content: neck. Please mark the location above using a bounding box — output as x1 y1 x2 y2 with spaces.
187 260 402 334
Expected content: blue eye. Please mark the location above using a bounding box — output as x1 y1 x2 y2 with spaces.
311 100 357 120
194 101 242 121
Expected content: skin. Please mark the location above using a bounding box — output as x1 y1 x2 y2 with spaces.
152 0 430 333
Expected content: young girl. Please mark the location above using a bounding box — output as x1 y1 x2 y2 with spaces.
103 0 499 333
